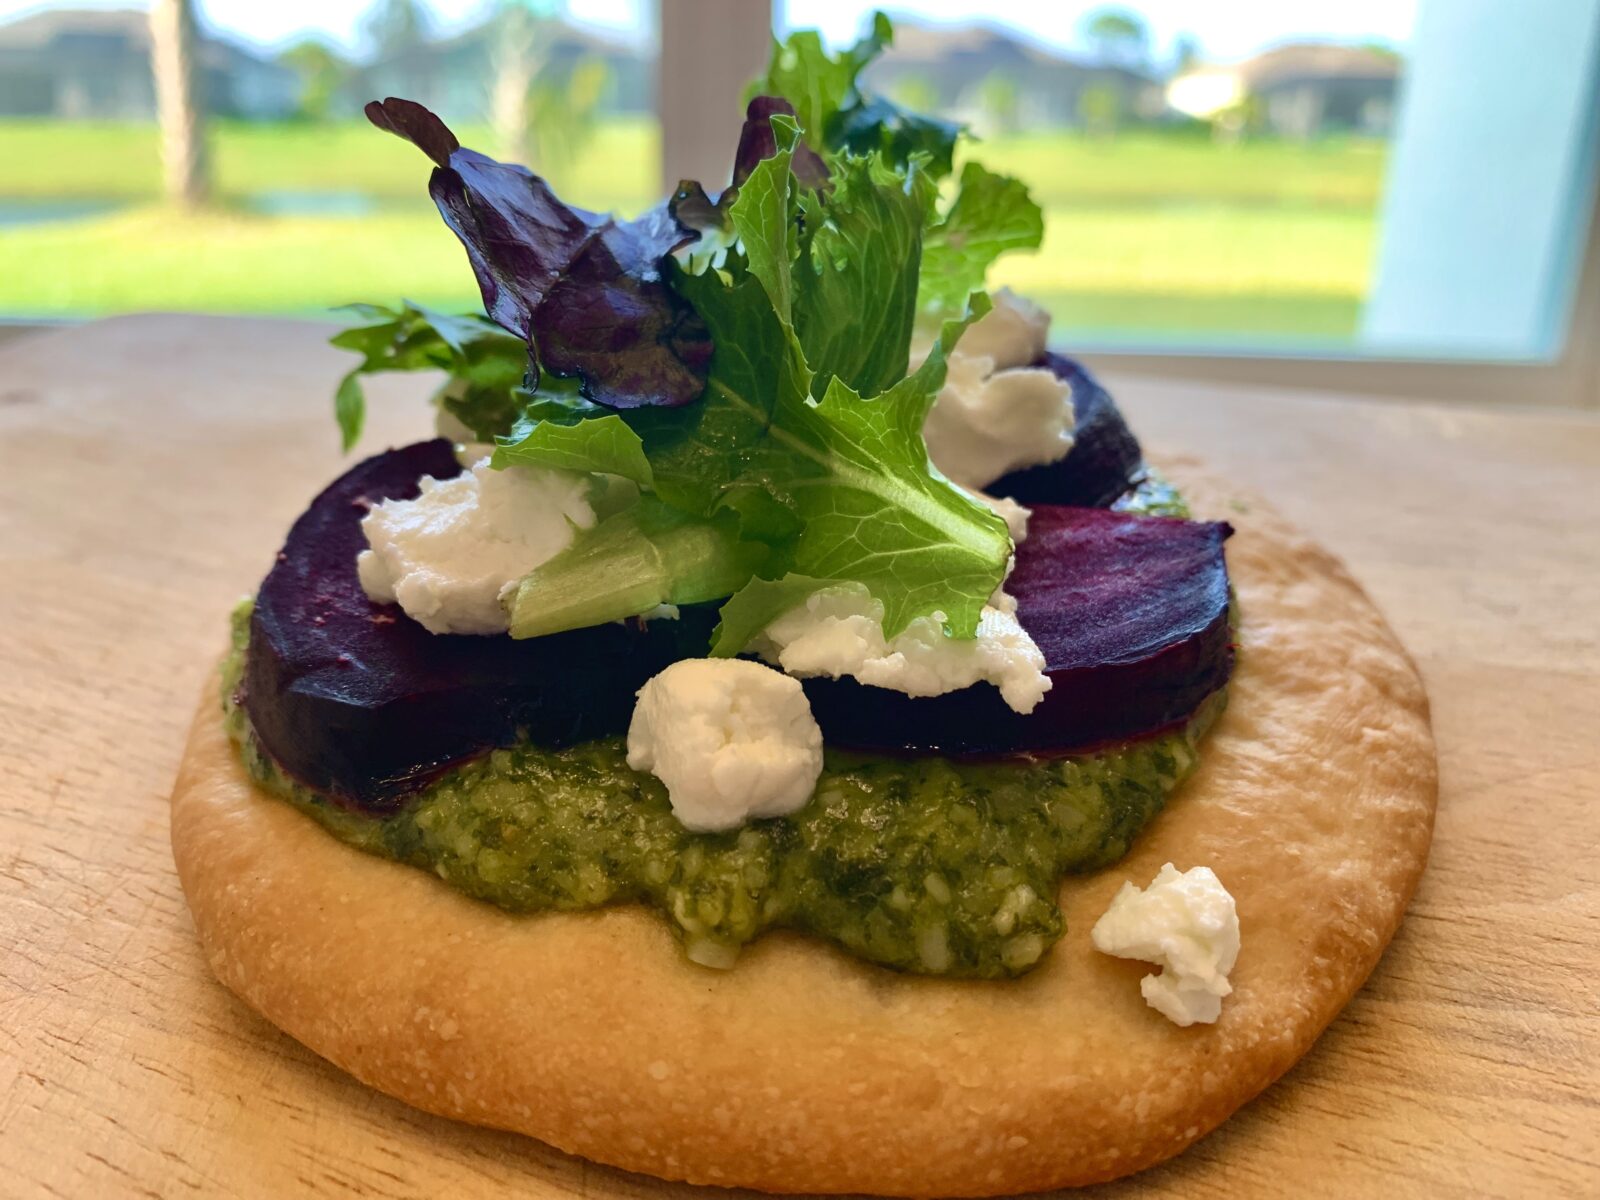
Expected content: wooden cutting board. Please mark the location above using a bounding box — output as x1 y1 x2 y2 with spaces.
2 315 1596 1198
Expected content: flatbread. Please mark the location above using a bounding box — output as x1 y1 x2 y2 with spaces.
169 461 1437 1195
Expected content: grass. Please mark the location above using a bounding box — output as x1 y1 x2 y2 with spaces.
0 118 1389 343
968 130 1387 209
0 117 661 213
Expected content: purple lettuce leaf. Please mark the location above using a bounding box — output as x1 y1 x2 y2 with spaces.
668 96 831 246
365 97 711 409
733 96 830 189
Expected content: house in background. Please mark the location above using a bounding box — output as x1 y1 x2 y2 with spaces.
339 21 652 123
0 7 299 120
1168 43 1402 138
862 19 1164 131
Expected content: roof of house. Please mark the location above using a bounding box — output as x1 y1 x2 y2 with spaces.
871 17 1157 83
0 5 150 48
0 5 293 77
1232 41 1403 87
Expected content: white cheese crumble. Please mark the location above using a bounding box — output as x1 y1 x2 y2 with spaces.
1090 863 1240 1027
357 457 594 635
958 286 1052 367
922 289 1075 491
751 583 1051 715
626 659 824 833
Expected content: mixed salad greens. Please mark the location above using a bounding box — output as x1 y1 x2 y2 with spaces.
332 12 1046 655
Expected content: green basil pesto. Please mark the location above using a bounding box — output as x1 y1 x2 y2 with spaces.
222 474 1217 978
221 623 1221 980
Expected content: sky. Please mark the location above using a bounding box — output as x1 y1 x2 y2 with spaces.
0 0 1417 61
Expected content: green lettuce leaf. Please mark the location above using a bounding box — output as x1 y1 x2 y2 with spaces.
753 12 1041 318
491 377 654 483
639 123 1009 641
752 12 958 178
919 162 1045 316
506 500 767 639
831 95 961 179
498 115 1008 643
493 412 653 484
709 573 833 657
328 301 527 450
725 300 1006 641
751 12 890 155
794 150 930 398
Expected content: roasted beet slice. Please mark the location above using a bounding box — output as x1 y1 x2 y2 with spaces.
244 445 1230 809
803 506 1233 756
989 353 1144 508
242 440 713 811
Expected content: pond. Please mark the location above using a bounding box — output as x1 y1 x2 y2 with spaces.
0 191 381 227
0 198 127 226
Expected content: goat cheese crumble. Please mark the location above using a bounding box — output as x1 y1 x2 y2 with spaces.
750 583 1051 715
357 457 595 635
1090 863 1240 1026
922 289 1075 491
626 659 824 833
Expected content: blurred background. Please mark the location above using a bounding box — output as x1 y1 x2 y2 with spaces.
1 0 1596 398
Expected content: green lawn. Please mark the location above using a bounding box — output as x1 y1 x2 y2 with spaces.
0 117 660 212
0 119 1388 343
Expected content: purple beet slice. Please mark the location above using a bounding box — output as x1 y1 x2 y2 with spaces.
242 440 714 812
989 353 1144 508
243 445 1231 810
802 506 1234 756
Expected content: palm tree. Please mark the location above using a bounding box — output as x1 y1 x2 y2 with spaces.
1083 8 1150 69
491 0 563 164
148 0 211 208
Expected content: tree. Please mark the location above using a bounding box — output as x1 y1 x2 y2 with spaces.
361 0 434 57
887 73 941 117
1083 7 1150 68
148 0 210 208
1077 83 1123 138
976 71 1021 136
490 1 562 164
524 57 609 171
279 37 350 122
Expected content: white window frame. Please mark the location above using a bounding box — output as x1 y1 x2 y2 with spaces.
658 0 1600 411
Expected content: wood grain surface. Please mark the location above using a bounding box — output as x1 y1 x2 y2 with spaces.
1 315 1596 1199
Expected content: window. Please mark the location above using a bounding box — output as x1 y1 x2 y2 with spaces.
3 0 1597 405
0 0 657 318
772 0 1600 369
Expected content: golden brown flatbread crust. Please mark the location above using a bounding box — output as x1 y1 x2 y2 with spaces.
170 462 1437 1195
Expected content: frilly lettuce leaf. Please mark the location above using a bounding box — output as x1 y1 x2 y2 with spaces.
752 11 1041 317
750 12 891 158
794 149 930 398
365 97 712 410
493 411 653 484
636 119 1009 642
500 115 1008 643
752 11 958 178
919 162 1045 316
